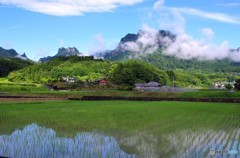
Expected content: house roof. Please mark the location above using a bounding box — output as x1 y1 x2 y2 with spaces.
135 81 161 87
100 80 107 83
146 82 161 87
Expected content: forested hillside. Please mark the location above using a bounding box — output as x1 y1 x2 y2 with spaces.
104 49 240 73
7 56 234 88
141 50 239 72
0 57 33 77
8 56 111 84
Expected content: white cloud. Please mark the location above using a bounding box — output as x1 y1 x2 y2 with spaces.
171 7 240 24
165 34 232 61
153 0 164 10
201 28 214 40
121 24 160 56
87 33 106 54
157 9 186 35
120 23 240 61
218 3 240 7
0 0 144 16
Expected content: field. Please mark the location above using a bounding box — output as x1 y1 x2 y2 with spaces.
2 79 240 100
0 100 239 157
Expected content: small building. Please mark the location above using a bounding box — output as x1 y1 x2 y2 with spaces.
61 76 77 83
134 81 161 91
94 79 107 85
99 80 107 85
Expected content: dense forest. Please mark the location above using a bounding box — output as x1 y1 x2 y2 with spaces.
0 57 33 77
141 50 239 73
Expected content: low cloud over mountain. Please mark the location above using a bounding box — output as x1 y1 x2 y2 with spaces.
101 26 240 61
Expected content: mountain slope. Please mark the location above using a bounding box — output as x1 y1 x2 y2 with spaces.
0 47 29 60
0 57 33 77
0 47 32 77
8 56 111 84
102 30 240 72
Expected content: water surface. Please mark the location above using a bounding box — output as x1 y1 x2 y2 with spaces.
0 124 136 158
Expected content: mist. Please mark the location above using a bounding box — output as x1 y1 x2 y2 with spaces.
121 26 240 61
117 5 240 61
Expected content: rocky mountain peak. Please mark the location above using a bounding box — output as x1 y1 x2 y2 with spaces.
56 47 82 57
39 47 83 62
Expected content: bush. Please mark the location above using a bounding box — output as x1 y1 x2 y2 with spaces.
225 84 233 90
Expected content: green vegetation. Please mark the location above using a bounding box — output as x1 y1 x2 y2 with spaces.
2 78 240 99
137 50 240 73
0 57 33 77
0 101 239 157
6 56 237 89
108 60 170 87
0 78 49 92
8 56 112 84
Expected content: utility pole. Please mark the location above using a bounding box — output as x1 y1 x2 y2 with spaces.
172 72 174 92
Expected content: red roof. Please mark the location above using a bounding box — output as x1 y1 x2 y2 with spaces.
100 80 107 83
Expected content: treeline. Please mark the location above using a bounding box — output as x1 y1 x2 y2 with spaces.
108 60 170 86
140 50 240 73
6 55 233 89
0 57 33 77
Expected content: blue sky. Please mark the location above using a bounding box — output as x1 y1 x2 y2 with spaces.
0 0 240 60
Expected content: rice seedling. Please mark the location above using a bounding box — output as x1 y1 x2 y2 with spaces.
0 101 239 157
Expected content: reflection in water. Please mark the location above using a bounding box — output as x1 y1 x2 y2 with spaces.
170 129 240 158
0 124 136 158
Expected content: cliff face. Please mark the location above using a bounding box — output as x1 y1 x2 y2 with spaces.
39 47 82 62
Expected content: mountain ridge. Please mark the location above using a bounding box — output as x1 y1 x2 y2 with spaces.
0 47 29 60
39 47 82 62
103 30 175 60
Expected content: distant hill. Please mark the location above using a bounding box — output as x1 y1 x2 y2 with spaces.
0 47 33 77
39 47 83 62
0 47 29 60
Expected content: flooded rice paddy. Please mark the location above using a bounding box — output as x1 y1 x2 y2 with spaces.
0 124 239 158
0 124 136 158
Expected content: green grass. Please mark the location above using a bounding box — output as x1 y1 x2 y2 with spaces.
0 79 49 93
0 100 239 156
1 78 240 99
179 89 240 98
0 101 239 134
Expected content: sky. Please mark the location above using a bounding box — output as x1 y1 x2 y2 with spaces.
0 0 240 61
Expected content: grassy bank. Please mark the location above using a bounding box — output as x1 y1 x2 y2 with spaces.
2 78 240 99
0 100 239 157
